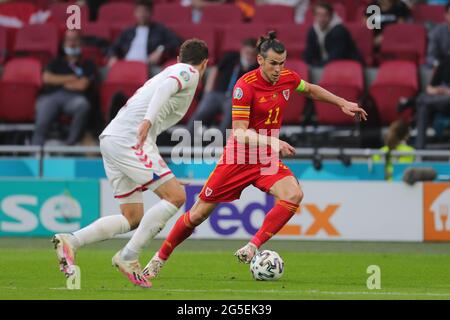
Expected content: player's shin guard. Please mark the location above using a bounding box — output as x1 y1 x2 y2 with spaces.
158 211 196 260
250 200 299 248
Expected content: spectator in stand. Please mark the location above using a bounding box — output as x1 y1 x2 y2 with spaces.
427 3 450 67
32 29 96 146
0 0 50 28
364 0 411 48
415 55 450 149
373 120 415 181
180 0 231 23
304 1 362 66
187 38 258 139
107 0 181 70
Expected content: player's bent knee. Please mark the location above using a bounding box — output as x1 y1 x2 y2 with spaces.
164 190 186 209
281 188 303 205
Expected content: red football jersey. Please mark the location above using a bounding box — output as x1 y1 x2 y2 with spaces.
223 67 306 164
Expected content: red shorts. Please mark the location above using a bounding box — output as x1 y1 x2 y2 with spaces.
199 160 296 203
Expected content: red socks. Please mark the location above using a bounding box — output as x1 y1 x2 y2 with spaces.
158 211 195 260
251 200 299 248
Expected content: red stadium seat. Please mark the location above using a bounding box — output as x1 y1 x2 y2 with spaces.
369 60 418 125
98 2 135 26
100 61 148 117
0 27 7 64
380 23 427 65
200 4 244 24
315 60 364 125
82 22 111 41
275 23 309 59
221 23 267 53
168 23 217 64
49 2 89 27
412 4 446 24
13 24 58 65
0 58 42 122
284 59 309 124
345 22 374 66
153 4 191 24
253 5 295 25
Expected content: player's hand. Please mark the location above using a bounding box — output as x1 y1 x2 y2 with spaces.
340 101 368 121
278 140 296 157
135 120 151 150
148 50 163 65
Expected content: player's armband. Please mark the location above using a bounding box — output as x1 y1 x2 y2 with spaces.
232 105 250 121
295 80 307 93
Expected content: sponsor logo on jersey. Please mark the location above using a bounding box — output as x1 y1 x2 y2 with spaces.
180 71 190 82
258 96 267 103
234 87 243 100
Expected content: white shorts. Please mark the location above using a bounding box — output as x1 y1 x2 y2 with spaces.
100 135 174 204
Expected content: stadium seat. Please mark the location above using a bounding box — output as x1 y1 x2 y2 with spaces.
275 24 309 59
345 22 374 66
412 4 446 24
284 59 309 124
380 23 427 65
98 2 135 26
200 4 244 24
100 61 149 118
253 5 295 25
315 60 364 125
49 2 90 27
0 27 7 64
369 60 418 125
13 24 58 65
81 22 111 66
168 23 217 64
221 23 267 54
153 4 191 24
0 58 42 122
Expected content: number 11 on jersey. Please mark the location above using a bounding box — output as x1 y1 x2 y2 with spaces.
265 107 280 124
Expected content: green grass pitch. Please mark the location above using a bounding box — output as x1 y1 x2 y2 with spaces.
1 238 450 300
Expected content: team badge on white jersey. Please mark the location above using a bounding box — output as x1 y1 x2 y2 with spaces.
180 71 190 82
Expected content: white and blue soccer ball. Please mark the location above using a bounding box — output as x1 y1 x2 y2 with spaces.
250 250 284 281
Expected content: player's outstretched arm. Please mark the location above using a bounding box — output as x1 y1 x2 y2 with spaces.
301 81 368 121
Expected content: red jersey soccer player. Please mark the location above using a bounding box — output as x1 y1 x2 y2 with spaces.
142 32 367 279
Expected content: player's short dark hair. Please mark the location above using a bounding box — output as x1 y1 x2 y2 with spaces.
256 31 285 58
242 38 257 48
179 39 209 65
135 0 153 11
314 1 334 16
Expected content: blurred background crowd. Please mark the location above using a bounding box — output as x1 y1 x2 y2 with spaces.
0 0 449 152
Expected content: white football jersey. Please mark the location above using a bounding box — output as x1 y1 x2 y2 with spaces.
100 63 199 141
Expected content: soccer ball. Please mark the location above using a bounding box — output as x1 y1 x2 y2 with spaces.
250 250 284 281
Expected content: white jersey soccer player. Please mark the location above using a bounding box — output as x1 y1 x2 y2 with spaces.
52 39 209 288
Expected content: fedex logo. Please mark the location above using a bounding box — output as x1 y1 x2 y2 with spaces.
185 186 340 237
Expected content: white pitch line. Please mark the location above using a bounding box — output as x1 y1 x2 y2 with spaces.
42 287 450 297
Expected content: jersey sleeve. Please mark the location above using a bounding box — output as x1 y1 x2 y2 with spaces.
231 79 253 122
292 71 307 93
167 65 198 92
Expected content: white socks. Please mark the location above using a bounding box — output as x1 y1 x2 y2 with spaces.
72 215 131 249
121 200 179 261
